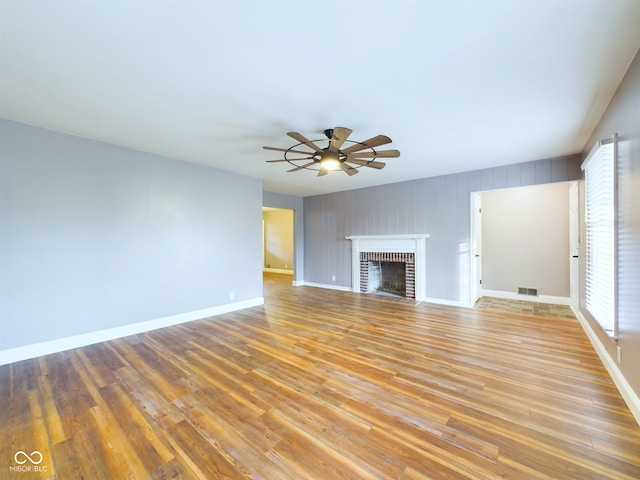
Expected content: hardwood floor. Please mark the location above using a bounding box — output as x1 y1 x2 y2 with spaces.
3 272 640 479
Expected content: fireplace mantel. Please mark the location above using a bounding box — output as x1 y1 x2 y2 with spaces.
346 234 429 301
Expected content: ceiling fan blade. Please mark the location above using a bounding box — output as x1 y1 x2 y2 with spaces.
341 135 392 154
287 132 323 152
263 146 317 156
287 161 317 172
317 168 329 177
348 149 400 159
266 156 313 163
339 162 359 176
328 127 352 151
345 159 386 169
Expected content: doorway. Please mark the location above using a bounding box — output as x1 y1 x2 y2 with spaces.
469 181 579 305
262 207 295 275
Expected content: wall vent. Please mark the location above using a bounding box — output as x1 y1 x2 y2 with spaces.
518 286 538 296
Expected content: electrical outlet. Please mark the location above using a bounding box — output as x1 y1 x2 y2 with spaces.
617 345 622 363
332 275 336 281
229 292 235 301
285 264 288 269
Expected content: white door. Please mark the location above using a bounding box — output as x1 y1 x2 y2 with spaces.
470 192 482 304
569 182 580 304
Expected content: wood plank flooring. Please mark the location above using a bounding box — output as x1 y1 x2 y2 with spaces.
2 272 640 479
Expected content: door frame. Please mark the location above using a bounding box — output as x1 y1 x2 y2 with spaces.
470 192 482 304
569 181 580 307
469 183 578 306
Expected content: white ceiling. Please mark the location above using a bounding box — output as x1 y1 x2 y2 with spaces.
2 1 639 197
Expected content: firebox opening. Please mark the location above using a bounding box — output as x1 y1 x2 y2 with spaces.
368 261 407 297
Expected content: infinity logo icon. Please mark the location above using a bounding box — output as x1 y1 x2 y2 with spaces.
14 451 43 465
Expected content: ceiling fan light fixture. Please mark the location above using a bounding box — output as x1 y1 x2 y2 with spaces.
320 157 341 170
314 150 342 171
314 150 340 170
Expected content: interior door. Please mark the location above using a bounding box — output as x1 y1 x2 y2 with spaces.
569 181 580 304
470 192 482 303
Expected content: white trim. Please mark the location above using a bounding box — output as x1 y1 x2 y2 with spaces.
0 297 264 366
292 280 305 287
298 281 352 292
263 268 294 275
573 308 640 426
479 289 572 306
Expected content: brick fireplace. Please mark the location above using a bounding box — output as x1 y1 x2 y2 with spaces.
346 235 429 301
360 251 415 298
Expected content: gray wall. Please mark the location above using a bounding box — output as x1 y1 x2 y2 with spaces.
304 155 581 304
481 182 571 297
580 49 640 398
0 119 263 351
262 191 304 284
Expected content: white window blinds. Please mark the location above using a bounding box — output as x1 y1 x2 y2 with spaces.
581 134 617 338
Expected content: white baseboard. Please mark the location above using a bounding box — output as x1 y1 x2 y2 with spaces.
480 289 572 306
263 268 294 275
572 308 640 426
292 280 305 287
0 297 264 366
298 281 352 292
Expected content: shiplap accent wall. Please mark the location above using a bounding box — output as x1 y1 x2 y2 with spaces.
304 155 581 305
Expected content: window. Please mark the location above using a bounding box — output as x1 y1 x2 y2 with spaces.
581 134 617 338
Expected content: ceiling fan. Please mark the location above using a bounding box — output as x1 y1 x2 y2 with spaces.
263 127 400 176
